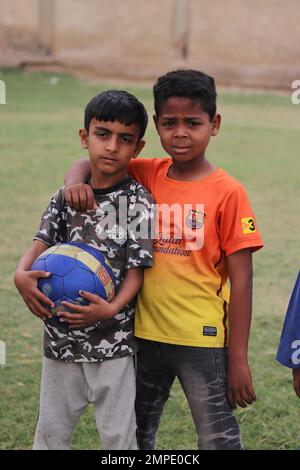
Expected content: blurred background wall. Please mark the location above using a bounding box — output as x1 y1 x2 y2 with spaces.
0 0 299 89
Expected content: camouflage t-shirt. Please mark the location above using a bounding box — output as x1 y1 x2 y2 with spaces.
34 177 154 362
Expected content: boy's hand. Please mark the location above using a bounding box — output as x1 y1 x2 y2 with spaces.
14 270 54 321
227 359 257 409
64 183 96 212
56 290 117 328
293 368 300 398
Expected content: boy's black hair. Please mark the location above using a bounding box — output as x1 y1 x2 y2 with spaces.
153 69 217 121
84 90 148 140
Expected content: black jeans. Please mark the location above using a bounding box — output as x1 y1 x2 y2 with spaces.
136 339 243 450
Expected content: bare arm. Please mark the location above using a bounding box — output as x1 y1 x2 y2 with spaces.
110 267 144 314
226 248 256 409
64 158 95 211
56 267 144 328
13 240 54 320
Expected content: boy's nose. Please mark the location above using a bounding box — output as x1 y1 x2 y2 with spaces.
174 125 188 138
105 137 118 152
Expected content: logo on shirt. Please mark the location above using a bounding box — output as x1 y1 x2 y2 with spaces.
203 326 217 337
241 217 256 234
186 210 205 230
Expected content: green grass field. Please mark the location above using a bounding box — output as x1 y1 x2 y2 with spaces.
0 69 300 450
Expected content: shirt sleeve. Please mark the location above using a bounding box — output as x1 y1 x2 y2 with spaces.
127 158 156 191
218 183 263 256
33 187 68 246
126 186 155 270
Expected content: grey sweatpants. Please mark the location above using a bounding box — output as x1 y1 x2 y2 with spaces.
33 355 137 450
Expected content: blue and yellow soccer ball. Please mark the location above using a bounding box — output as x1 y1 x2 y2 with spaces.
31 242 116 320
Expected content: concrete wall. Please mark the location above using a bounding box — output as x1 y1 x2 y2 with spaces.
0 0 40 52
188 0 300 88
0 0 299 89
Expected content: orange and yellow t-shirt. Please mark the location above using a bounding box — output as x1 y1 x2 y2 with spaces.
128 157 263 347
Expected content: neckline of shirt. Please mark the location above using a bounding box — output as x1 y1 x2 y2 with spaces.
87 176 133 195
161 158 222 185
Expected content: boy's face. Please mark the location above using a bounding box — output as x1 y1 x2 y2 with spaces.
154 97 220 164
79 118 145 177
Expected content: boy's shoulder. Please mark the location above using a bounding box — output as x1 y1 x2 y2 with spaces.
48 186 66 206
128 177 151 192
126 178 154 204
129 157 170 173
213 168 247 195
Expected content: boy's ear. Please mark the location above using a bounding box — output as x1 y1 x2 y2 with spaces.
211 113 221 136
132 139 145 158
153 114 159 134
79 128 88 149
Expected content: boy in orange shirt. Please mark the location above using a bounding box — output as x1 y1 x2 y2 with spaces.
64 70 263 449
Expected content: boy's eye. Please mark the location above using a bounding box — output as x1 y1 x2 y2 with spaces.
162 121 175 128
96 131 108 138
121 136 132 143
188 121 201 127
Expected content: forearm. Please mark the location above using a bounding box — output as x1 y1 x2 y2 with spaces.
110 267 144 315
225 249 255 407
57 267 144 326
15 240 49 272
228 276 252 361
14 240 54 318
64 158 91 186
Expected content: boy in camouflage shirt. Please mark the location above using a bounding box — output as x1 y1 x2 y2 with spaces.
14 90 154 450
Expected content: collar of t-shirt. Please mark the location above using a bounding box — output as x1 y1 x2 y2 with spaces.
85 176 133 195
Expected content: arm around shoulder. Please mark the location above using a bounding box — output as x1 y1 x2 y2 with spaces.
64 158 91 186
64 158 95 212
